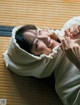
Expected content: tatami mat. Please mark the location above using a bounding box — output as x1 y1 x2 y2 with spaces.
0 37 63 105
0 0 80 29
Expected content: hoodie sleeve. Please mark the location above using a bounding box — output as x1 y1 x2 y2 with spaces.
61 16 80 70
61 16 80 31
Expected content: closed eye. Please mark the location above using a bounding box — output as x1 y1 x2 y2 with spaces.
34 39 39 51
37 29 41 36
36 40 40 50
39 30 41 35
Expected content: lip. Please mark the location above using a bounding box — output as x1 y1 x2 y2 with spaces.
47 38 52 47
49 39 60 49
46 37 60 48
49 40 52 47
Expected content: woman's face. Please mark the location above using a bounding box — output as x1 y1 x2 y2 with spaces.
23 29 60 55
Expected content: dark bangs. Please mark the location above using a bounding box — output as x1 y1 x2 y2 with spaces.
15 24 37 53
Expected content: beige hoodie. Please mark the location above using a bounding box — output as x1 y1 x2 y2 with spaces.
54 16 80 105
3 16 80 105
3 26 62 78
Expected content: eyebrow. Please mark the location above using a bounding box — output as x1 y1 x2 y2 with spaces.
29 30 37 35
27 30 37 50
31 37 36 49
29 30 37 47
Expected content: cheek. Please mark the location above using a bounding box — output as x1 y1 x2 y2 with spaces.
38 43 47 51
38 44 52 54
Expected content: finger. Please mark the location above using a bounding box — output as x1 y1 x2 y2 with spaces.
62 38 69 49
73 43 80 56
73 26 79 35
78 25 80 31
73 25 80 34
76 44 80 57
65 47 77 63
61 39 65 50
76 45 80 56
69 25 80 38
64 30 68 37
65 47 74 58
65 36 71 40
66 29 71 37
65 37 75 48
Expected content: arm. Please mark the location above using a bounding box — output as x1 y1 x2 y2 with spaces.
61 37 80 70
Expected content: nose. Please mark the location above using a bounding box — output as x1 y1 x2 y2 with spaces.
37 35 49 40
37 29 51 45
37 35 50 46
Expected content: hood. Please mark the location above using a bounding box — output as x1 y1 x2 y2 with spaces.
3 25 62 78
11 26 61 62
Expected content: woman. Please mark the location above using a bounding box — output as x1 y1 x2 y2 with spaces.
3 16 80 105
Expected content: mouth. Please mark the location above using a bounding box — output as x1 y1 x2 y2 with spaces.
48 38 61 48
48 39 53 47
47 38 52 47
56 38 61 43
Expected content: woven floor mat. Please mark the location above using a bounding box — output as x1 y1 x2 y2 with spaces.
0 0 80 28
0 37 63 105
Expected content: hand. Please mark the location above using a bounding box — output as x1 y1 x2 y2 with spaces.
64 24 80 39
61 37 80 69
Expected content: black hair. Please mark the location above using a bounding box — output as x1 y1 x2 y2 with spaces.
15 24 37 53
